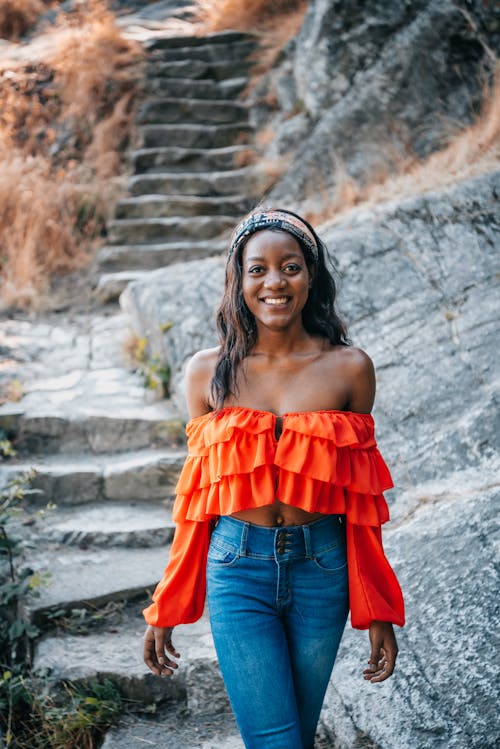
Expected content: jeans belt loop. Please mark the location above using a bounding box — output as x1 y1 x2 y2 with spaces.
302 523 312 559
239 521 249 556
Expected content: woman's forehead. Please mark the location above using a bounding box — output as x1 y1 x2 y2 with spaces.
242 229 303 259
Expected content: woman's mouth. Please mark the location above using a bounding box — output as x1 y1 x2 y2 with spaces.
261 296 291 306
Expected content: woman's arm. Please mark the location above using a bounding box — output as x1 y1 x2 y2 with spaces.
343 348 402 682
143 349 217 677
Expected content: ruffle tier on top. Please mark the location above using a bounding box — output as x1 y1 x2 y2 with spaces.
173 407 393 527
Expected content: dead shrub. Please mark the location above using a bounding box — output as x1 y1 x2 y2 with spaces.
0 0 49 41
0 0 143 308
0 152 104 309
195 0 306 32
49 0 141 128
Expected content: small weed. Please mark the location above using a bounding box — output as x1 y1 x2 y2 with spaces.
0 432 17 459
46 600 126 635
123 332 171 397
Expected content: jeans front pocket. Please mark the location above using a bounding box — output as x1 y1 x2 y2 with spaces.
207 538 240 568
312 541 347 573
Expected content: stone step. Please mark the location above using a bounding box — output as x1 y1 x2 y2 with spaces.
148 39 257 63
33 501 176 548
27 545 173 623
129 168 255 197
107 216 235 245
143 75 248 100
145 58 253 81
146 31 254 50
95 270 151 303
137 98 248 126
1 448 185 505
0 404 185 455
102 714 243 749
131 145 254 174
97 239 227 272
138 123 252 149
34 614 228 713
115 195 251 220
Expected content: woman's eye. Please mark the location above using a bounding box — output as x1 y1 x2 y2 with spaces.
248 266 264 274
283 264 301 272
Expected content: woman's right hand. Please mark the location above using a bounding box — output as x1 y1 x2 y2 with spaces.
143 624 180 677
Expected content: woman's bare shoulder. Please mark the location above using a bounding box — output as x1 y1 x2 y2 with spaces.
324 344 374 373
185 347 220 417
186 347 220 377
324 345 375 412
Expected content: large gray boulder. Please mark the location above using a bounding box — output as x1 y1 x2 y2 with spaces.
250 0 499 207
121 171 499 747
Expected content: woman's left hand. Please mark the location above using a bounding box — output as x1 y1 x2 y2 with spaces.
364 620 398 683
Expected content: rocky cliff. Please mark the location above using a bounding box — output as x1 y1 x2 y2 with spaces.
250 0 499 212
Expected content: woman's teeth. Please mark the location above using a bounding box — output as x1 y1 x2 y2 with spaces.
263 297 289 305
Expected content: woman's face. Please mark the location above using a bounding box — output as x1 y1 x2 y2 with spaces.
241 229 311 332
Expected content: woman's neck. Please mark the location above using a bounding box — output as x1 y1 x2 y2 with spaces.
251 323 316 358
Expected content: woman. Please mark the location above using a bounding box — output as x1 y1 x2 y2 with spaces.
143 208 405 749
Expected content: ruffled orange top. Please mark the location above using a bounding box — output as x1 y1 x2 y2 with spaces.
143 407 405 630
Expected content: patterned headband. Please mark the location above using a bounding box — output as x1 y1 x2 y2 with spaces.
228 209 318 262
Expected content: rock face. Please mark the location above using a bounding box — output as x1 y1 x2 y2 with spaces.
122 170 500 747
250 0 499 208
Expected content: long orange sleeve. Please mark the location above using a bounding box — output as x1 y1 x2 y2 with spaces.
142 519 212 627
346 522 405 629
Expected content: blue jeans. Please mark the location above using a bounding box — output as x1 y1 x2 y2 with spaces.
206 514 349 749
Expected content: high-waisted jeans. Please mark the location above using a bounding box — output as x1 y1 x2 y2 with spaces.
206 514 349 749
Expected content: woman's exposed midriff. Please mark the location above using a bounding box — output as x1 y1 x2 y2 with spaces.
231 500 326 527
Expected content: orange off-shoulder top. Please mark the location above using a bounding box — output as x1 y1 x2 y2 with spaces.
143 407 405 630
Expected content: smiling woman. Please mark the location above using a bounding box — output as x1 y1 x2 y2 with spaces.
143 208 405 749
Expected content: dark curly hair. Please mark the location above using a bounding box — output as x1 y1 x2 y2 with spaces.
210 208 350 409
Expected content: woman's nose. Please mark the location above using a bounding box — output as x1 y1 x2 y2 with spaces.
263 270 286 288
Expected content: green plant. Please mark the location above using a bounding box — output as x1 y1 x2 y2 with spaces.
1 674 122 749
142 356 171 396
0 470 43 662
0 430 16 458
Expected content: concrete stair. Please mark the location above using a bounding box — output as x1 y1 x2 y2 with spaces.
97 239 226 272
130 146 253 174
115 195 251 219
97 29 256 280
1 448 185 504
107 215 235 244
143 76 248 100
138 123 252 148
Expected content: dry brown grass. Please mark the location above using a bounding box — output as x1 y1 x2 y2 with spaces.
0 0 142 309
305 67 500 227
195 0 305 32
0 151 90 306
0 0 50 41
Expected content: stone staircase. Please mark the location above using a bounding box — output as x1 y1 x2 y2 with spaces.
0 27 261 748
96 30 257 302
